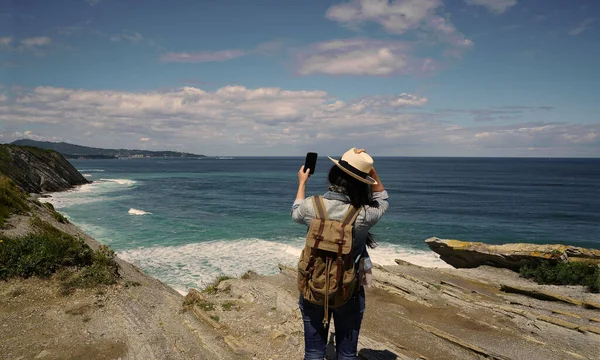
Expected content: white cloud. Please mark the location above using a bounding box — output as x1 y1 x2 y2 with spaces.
569 18 596 36
1 85 597 157
20 36 52 48
463 0 517 14
297 38 437 76
326 0 471 47
160 42 283 64
392 93 428 106
0 37 12 46
110 32 147 44
327 0 441 34
160 50 246 63
318 1 472 77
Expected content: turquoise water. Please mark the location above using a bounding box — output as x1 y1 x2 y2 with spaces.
46 157 600 293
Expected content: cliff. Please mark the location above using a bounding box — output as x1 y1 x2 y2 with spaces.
0 144 89 193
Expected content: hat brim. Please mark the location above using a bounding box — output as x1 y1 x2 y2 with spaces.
328 156 378 185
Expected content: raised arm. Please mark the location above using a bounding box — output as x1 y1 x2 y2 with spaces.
369 167 384 192
295 165 310 202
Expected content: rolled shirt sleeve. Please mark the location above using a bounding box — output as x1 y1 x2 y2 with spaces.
291 198 313 225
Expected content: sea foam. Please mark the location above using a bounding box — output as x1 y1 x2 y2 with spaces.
44 178 137 209
128 208 152 215
100 178 137 186
117 238 450 295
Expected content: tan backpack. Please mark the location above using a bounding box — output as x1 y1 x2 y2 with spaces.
297 195 362 326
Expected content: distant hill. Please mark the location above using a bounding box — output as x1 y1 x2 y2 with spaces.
11 140 206 159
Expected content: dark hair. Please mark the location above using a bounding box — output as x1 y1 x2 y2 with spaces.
328 165 378 249
328 165 373 208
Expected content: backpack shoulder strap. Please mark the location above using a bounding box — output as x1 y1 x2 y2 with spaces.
341 205 361 225
311 196 328 220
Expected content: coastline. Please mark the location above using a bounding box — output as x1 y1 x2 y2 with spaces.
2 147 599 359
3 189 600 359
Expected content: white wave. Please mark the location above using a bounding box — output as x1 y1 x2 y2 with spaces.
77 169 105 172
43 178 137 209
128 208 152 215
117 238 449 295
83 174 92 178
367 243 452 269
100 178 137 186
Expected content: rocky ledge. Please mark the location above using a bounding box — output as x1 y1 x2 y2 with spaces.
0 144 89 193
426 237 600 270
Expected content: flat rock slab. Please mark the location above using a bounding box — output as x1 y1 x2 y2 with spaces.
426 237 600 269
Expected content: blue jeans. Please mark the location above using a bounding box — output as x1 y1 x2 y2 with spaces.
298 287 365 360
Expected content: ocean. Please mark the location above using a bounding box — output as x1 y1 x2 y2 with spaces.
45 157 600 294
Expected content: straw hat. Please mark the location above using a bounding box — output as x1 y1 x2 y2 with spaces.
328 148 377 185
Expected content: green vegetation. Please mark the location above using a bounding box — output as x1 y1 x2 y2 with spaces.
520 261 600 293
60 245 119 295
209 315 220 322
0 146 11 169
196 299 215 311
41 201 69 223
43 202 55 211
52 210 69 224
0 217 119 294
0 175 30 228
202 274 232 294
221 301 237 311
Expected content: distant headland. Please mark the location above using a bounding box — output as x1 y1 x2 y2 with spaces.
10 139 206 159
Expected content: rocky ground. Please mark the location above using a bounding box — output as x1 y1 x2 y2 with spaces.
194 261 600 360
2 201 600 360
0 202 240 360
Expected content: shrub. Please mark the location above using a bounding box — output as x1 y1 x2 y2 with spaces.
0 218 119 293
0 176 30 228
0 219 93 279
520 260 600 293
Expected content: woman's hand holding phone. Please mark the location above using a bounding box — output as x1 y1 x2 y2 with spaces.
298 165 310 185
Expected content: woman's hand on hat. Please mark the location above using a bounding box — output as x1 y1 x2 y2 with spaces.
298 165 311 184
354 148 366 154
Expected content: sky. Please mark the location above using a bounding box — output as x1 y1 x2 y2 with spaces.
0 0 599 157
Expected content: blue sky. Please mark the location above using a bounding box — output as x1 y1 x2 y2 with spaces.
0 0 598 156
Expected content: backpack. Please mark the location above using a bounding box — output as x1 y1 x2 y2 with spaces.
297 195 362 326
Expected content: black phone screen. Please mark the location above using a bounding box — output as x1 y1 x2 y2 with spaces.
304 152 318 175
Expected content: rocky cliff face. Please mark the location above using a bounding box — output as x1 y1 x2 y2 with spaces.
0 145 89 193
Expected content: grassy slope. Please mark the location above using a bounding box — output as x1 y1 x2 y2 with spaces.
0 176 119 293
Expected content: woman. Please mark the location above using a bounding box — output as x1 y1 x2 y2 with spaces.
291 148 389 360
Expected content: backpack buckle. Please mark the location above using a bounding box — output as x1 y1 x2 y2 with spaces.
313 235 324 241
335 239 346 245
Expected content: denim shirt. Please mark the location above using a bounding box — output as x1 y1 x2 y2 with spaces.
291 190 389 261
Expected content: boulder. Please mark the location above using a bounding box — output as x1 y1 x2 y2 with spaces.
425 237 600 270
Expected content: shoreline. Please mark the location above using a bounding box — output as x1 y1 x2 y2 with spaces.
3 186 600 359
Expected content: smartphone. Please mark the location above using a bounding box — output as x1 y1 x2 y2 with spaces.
304 152 318 175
